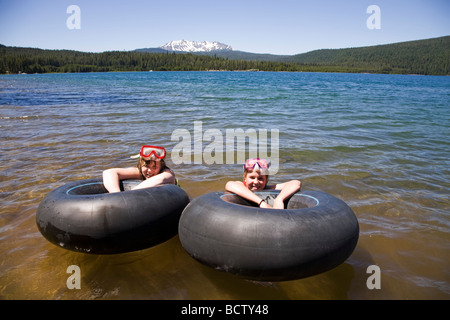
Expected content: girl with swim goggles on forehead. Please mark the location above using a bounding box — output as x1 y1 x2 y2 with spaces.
103 145 177 193
225 158 301 209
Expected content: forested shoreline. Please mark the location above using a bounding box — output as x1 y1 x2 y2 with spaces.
1 36 448 75
285 36 449 76
0 47 309 74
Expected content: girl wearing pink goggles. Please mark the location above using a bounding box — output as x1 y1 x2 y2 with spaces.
103 145 176 193
226 158 301 209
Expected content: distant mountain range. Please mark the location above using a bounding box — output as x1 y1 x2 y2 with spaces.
135 40 288 61
159 40 232 52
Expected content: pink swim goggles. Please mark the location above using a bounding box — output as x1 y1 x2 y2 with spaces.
131 145 166 160
243 158 270 172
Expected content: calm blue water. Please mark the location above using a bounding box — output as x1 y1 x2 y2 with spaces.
0 71 449 299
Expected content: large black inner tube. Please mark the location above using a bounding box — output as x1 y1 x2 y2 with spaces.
36 179 190 254
179 190 359 281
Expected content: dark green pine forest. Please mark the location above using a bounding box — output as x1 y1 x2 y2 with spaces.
0 36 448 75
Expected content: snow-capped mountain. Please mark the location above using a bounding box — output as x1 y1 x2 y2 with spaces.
160 40 233 52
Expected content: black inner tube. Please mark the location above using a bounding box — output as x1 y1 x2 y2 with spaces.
178 190 359 281
37 179 190 254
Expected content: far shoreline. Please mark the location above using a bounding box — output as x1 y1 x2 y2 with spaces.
1 69 447 77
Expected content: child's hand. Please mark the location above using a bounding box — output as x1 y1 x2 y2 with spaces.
260 201 272 209
272 197 285 209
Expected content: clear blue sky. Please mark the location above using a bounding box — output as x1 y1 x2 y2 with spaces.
0 0 449 55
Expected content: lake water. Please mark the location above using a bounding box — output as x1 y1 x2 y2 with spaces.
0 71 449 300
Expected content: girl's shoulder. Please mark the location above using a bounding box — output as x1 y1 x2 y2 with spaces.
161 167 176 176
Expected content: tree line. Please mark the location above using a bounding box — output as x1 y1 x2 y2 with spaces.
0 46 301 73
286 36 450 76
1 39 448 75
